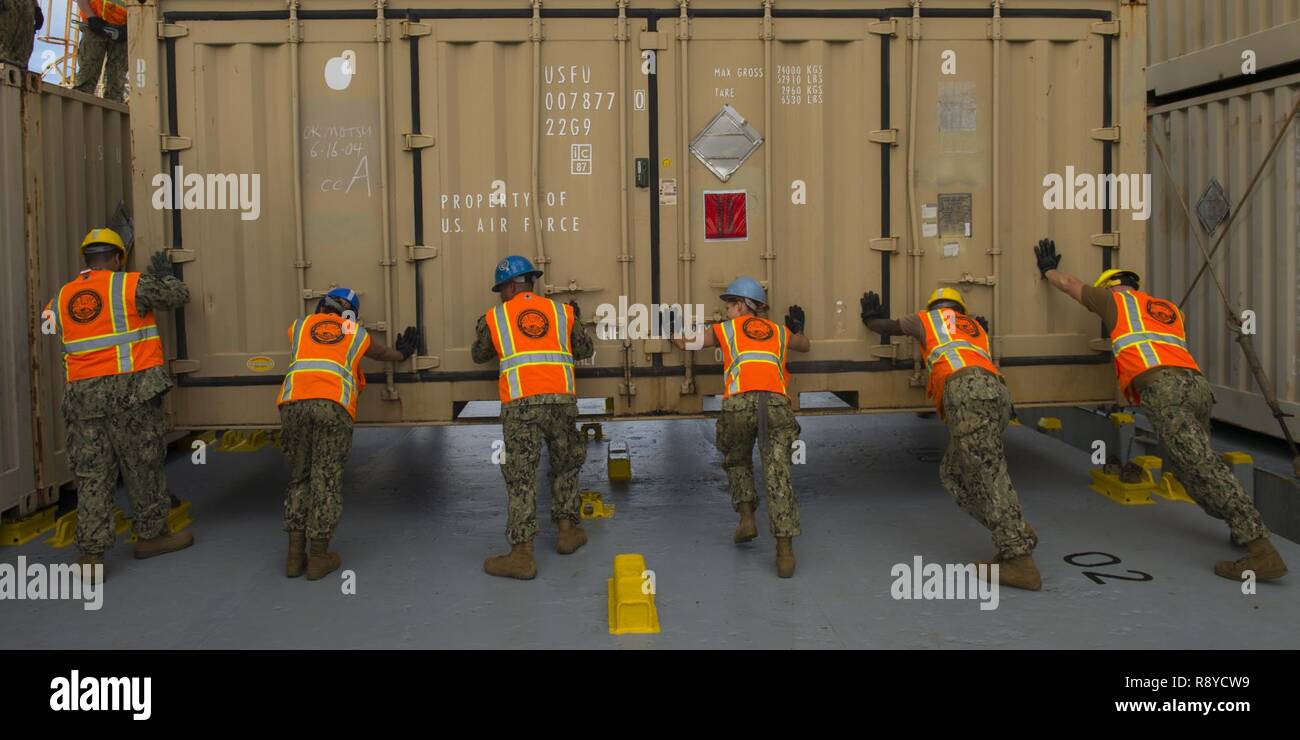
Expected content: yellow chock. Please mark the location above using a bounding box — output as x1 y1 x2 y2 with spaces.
608 553 659 635
174 430 217 451
608 441 632 481
1156 473 1195 504
221 429 272 453
117 500 191 543
114 509 135 540
1008 417 1022 426
580 422 604 441
1222 451 1253 465
47 510 78 549
220 430 248 452
1088 465 1157 505
580 491 615 519
0 506 59 546
1036 417 1062 433
1109 412 1135 427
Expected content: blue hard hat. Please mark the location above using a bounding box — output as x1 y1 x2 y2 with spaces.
720 277 767 306
325 287 359 314
493 255 544 291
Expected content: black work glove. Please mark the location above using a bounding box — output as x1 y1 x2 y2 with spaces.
33 1 45 32
860 291 887 325
567 300 581 322
784 305 805 335
395 326 419 360
148 251 172 278
973 315 989 333
1034 238 1061 278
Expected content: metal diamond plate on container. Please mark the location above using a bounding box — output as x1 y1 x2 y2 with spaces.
689 105 764 183
1195 178 1230 234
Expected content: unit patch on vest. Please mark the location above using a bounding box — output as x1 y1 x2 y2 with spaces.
517 309 550 339
1145 299 1177 326
954 315 980 336
310 319 347 344
742 317 773 341
68 290 103 324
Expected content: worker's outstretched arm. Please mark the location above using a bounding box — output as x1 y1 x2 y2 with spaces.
471 315 498 364
784 305 811 352
135 251 191 312
673 321 717 350
860 291 925 341
365 326 418 363
567 301 594 362
1035 238 1085 304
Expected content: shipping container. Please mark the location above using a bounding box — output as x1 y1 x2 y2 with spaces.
1147 0 1300 98
126 0 1146 428
1146 73 1300 439
0 64 133 515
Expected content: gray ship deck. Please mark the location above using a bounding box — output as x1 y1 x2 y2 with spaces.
3 395 1296 649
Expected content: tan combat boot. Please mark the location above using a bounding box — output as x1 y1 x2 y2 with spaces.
734 501 758 544
133 530 194 559
1215 538 1288 582
76 553 105 585
484 540 537 580
286 531 307 578
775 536 796 578
556 519 588 555
306 538 341 581
978 553 1043 591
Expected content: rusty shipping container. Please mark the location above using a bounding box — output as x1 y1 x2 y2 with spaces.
1 65 133 515
125 0 1147 427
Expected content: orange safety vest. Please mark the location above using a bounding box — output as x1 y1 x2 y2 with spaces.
80 0 128 26
276 313 371 420
917 308 999 409
1109 289 1200 403
485 292 576 402
50 269 164 382
712 315 789 399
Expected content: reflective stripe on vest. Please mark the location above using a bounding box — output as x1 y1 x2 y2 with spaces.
59 271 161 375
1115 291 1186 365
280 318 368 410
491 299 575 401
719 319 786 396
922 310 993 370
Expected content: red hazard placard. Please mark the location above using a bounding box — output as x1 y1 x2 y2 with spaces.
704 191 747 240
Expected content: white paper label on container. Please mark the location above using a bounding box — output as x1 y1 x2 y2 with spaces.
659 179 677 205
965 222 971 237
943 242 960 258
922 222 938 238
921 203 937 220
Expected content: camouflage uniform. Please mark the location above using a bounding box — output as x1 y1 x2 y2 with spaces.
279 399 354 541
73 25 126 102
57 271 190 555
1140 369 1269 545
472 314 594 545
715 391 802 537
939 370 1034 559
0 0 36 67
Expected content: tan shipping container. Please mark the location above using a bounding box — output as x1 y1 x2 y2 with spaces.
0 65 133 515
1147 0 1300 98
1147 73 1300 439
126 0 1146 428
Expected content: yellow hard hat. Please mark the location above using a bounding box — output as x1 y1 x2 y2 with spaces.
926 287 967 314
1094 268 1140 289
80 228 127 259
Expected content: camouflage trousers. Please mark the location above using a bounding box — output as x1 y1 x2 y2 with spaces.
68 399 170 555
0 0 36 66
73 28 126 102
715 391 802 538
280 399 354 541
939 370 1034 558
501 400 586 545
1141 370 1268 544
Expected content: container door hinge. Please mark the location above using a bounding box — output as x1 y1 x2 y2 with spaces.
412 355 440 371
406 245 439 261
1090 20 1120 37
870 237 899 253
166 249 197 264
870 344 898 359
869 19 898 36
1090 233 1120 249
868 129 899 145
169 359 200 374
401 21 432 39
1091 126 1120 142
402 133 435 150
157 23 189 39
160 135 192 152
1088 338 1112 353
